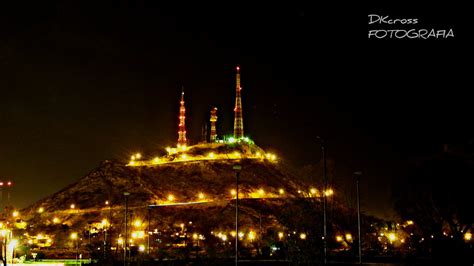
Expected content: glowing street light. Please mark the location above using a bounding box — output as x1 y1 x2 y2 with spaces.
388 233 397 242
299 233 307 240
70 232 78 240
12 211 19 218
101 219 109 227
138 245 145 252
345 233 353 242
336 235 343 242
324 188 334 196
133 220 142 228
248 231 256 241
464 232 472 241
70 204 75 209
135 153 141 159
198 192 205 200
167 194 174 202
278 232 284 240
52 217 60 224
38 207 44 213
279 188 285 195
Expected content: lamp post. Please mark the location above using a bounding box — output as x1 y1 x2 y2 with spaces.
147 206 151 255
354 171 362 264
70 232 78 263
233 164 242 266
317 136 327 264
104 200 111 259
123 192 130 266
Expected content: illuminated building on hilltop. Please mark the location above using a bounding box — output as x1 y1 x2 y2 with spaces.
210 107 218 142
233 66 244 139
177 90 187 148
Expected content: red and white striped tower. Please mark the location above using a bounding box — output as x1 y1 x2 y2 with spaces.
210 107 218 142
177 90 187 148
233 66 244 139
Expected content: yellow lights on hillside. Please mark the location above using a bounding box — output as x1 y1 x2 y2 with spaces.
279 188 285 195
12 211 19 218
53 217 60 224
133 220 142 228
230 189 237 196
207 152 215 159
406 220 414 225
167 194 175 202
336 235 343 242
388 233 397 242
465 232 472 241
258 188 265 197
180 154 188 160
70 232 78 240
233 152 241 158
153 157 161 164
28 239 33 245
230 231 236 237
300 233 307 240
131 153 141 161
345 233 353 242
70 204 75 209
198 192 205 200
38 207 44 213
278 232 284 240
265 153 277 161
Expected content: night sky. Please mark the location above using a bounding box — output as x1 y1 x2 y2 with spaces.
1 2 472 218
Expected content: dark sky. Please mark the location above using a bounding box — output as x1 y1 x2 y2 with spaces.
1 2 472 218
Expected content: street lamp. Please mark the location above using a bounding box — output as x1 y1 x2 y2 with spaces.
70 232 78 262
147 206 151 255
232 164 242 266
123 192 130 266
354 171 362 265
316 136 327 264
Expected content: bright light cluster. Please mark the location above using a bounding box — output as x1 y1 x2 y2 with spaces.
127 148 277 166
